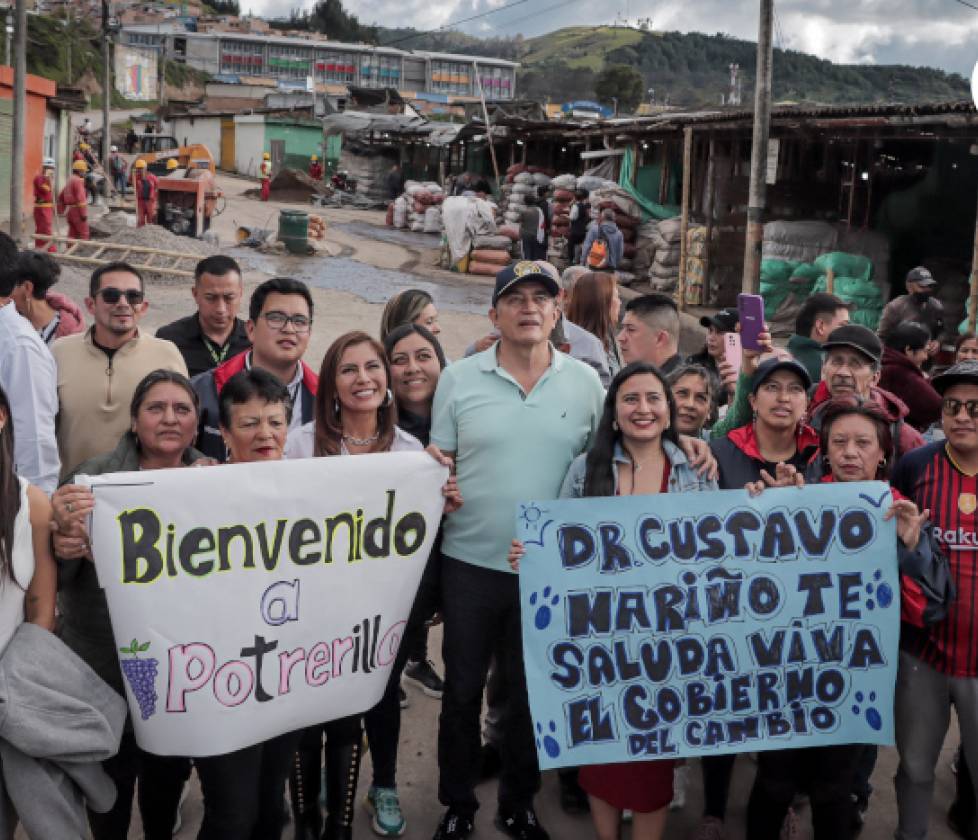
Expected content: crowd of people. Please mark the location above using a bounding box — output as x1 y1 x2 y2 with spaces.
0 224 973 840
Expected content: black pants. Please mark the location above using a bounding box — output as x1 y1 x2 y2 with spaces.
701 753 736 820
521 237 547 261
567 233 586 264
438 557 539 815
365 550 441 788
951 750 976 834
194 730 300 840
746 745 861 840
88 729 190 840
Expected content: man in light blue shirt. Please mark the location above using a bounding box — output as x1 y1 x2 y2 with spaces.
0 237 59 494
428 261 605 840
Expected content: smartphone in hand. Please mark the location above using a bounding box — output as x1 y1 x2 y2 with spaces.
738 293 765 352
724 332 742 372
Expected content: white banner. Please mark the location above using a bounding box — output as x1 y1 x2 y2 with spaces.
85 452 446 757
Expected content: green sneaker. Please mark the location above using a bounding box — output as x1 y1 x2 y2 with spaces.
365 785 406 836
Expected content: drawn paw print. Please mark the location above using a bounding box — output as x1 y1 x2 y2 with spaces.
536 720 561 758
529 587 560 630
852 691 883 731
864 570 894 611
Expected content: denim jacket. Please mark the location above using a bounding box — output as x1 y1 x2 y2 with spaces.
559 438 718 498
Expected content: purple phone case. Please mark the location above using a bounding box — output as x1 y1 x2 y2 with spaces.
738 294 765 351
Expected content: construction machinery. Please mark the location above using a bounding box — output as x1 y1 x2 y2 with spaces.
133 141 217 176
156 165 225 238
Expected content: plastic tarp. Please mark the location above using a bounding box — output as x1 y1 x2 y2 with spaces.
441 196 497 264
618 148 679 222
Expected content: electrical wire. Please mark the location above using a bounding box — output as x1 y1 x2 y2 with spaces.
950 0 978 10
381 0 531 46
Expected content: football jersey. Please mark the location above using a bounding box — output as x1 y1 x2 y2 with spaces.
892 441 978 676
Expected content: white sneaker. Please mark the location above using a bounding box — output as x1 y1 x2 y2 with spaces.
670 764 689 811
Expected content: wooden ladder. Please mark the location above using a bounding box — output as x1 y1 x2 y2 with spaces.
35 235 198 279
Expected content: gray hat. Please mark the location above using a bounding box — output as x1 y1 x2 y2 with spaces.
931 360 978 395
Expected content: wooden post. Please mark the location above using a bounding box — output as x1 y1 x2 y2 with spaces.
9 0 26 242
677 127 694 311
969 187 978 333
658 143 670 204
741 0 774 294
826 268 835 295
472 61 500 185
703 136 717 305
631 143 638 186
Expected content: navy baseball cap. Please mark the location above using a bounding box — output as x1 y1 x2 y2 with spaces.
906 266 936 287
750 357 812 395
492 260 561 307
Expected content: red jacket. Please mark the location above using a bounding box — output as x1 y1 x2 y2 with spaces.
33 173 53 206
808 380 925 458
879 345 942 432
134 172 158 203
57 175 88 214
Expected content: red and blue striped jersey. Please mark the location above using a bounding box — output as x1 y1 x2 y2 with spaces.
893 441 978 676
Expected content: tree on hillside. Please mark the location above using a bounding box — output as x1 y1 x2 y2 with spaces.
595 64 644 113
308 0 377 44
208 0 240 13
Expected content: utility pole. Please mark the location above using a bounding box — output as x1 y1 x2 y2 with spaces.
10 0 26 242
741 0 774 294
102 0 112 175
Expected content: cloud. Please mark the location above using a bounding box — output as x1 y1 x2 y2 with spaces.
240 0 978 75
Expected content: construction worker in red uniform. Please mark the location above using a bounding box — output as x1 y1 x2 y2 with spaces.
33 158 57 252
132 158 159 227
308 154 323 181
57 160 90 241
260 151 272 201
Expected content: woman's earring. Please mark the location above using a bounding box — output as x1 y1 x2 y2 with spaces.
383 388 394 408
333 397 341 417
752 410 758 423
612 420 619 432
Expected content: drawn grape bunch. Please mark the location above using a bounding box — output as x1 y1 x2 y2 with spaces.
119 639 159 721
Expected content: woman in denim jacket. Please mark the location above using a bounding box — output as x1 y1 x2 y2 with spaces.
510 361 716 840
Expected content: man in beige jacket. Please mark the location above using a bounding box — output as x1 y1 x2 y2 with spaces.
51 261 187 478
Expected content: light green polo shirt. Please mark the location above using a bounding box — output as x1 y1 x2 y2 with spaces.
431 345 605 573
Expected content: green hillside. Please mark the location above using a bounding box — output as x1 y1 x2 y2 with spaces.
514 27 969 107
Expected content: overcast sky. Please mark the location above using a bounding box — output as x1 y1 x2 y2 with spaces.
240 0 978 77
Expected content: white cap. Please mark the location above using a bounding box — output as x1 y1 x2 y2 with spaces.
111 145 117 152
42 157 55 168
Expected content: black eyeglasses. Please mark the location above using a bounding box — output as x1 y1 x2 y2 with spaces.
942 398 978 419
98 287 145 305
262 311 312 334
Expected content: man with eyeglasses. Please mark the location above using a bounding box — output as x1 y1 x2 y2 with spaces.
50 261 187 478
891 358 978 840
426 261 606 840
193 277 317 461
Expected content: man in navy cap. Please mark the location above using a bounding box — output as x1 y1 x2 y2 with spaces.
879 266 944 344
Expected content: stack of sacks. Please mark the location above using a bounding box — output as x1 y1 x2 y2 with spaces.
547 174 577 272
762 262 822 336
468 245 511 276
762 220 838 264
499 164 556 225
404 180 446 233
631 221 658 282
648 218 683 292
837 226 892 305
811 253 883 330
684 225 708 306
392 195 409 229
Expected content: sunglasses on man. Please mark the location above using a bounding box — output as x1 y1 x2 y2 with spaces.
97 287 145 306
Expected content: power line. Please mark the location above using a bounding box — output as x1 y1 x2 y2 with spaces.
488 0 590 33
950 0 978 10
381 0 531 46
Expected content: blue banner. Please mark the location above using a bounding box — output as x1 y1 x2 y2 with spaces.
516 482 899 770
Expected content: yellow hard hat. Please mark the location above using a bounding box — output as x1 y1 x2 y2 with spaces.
79 142 90 151
263 152 271 159
72 160 88 173
166 159 178 170
311 155 318 161
134 159 147 169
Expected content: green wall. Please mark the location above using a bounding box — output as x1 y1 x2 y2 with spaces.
264 122 324 172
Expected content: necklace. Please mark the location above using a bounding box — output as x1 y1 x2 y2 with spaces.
342 432 380 446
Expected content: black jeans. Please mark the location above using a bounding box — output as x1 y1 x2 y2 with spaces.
88 729 190 840
746 744 861 840
438 557 540 815
365 550 441 788
195 730 300 840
